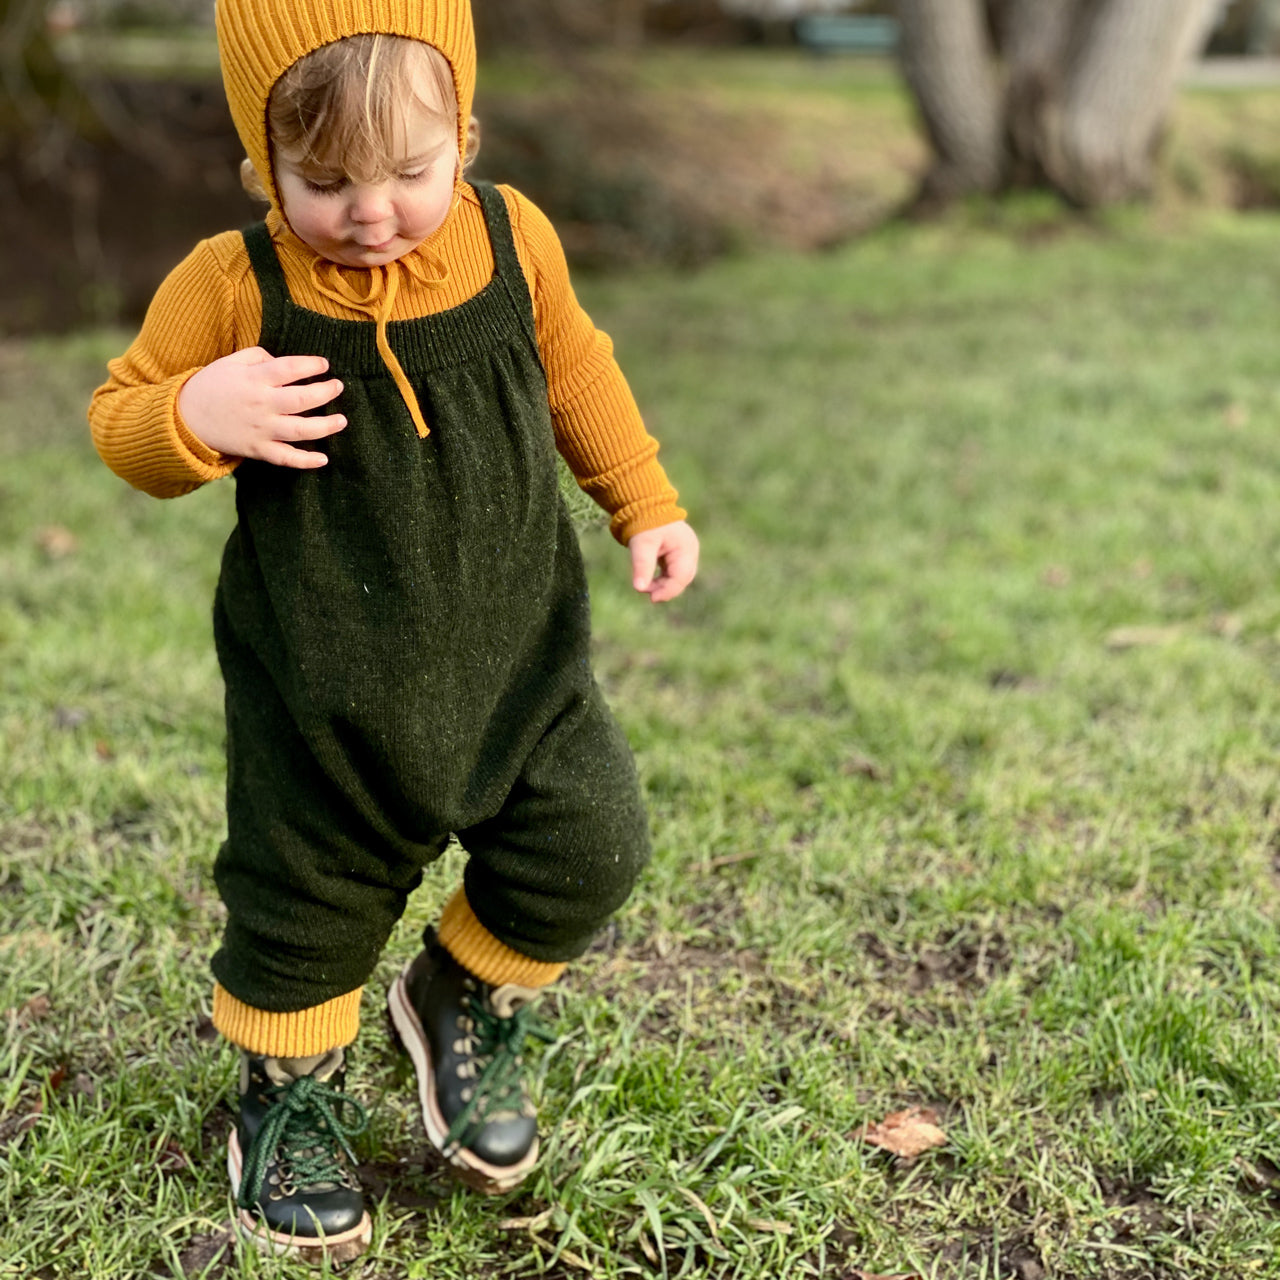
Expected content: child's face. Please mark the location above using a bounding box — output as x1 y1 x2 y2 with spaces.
274 105 457 269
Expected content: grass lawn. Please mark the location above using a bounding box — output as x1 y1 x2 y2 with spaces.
11 200 1280 1277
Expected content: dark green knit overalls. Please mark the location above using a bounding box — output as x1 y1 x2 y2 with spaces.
210 182 650 1014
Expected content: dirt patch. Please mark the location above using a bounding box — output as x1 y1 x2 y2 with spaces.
2 78 251 335
860 927 1016 995
574 893 846 1052
935 1229 1047 1280
473 72 908 271
2 62 912 336
169 1229 235 1279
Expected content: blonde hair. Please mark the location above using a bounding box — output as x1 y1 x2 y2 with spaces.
240 34 480 200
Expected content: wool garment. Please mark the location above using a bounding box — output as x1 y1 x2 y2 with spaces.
89 187 685 544
205 184 653 1017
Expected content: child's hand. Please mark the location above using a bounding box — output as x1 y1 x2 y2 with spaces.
177 348 347 468
629 520 699 604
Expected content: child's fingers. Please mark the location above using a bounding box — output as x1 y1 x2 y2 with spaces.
654 549 698 601
258 440 332 469
277 377 345 415
272 411 348 441
630 538 659 592
262 353 333 385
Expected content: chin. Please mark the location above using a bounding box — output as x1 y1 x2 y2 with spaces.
327 238 404 267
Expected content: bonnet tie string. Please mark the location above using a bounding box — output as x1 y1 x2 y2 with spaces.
309 249 451 439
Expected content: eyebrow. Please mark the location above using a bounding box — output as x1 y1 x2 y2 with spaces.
393 140 451 167
282 137 451 180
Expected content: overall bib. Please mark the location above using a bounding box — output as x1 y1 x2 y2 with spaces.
210 182 650 1014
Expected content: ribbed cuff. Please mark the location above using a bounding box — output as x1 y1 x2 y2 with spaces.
211 983 362 1057
437 888 567 988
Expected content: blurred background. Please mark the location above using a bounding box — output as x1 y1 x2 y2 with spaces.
4 0 1280 335
17 6 1280 1273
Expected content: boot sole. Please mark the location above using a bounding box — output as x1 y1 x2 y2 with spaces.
388 964 538 1195
227 1130 372 1263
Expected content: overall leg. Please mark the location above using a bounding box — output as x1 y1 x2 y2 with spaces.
388 683 650 1192
212 620 448 1256
455 681 651 964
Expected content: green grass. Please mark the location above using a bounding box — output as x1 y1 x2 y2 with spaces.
11 211 1280 1277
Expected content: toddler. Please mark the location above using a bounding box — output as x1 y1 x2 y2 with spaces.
89 0 698 1263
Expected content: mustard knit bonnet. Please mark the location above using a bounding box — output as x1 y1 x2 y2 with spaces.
214 0 476 213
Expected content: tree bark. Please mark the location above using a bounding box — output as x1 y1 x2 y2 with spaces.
896 0 1003 204
1047 0 1218 205
895 0 1221 209
1000 0 1076 186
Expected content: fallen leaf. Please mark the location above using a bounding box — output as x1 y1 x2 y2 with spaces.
15 994 52 1026
498 1208 555 1232
746 1218 793 1234
154 1135 192 1173
1211 613 1243 641
678 1186 720 1241
841 754 888 781
94 740 115 761
1041 565 1071 588
693 850 760 873
35 525 78 558
1105 625 1182 650
857 1106 948 1160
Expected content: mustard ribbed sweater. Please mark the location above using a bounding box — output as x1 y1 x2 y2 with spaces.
89 183 684 544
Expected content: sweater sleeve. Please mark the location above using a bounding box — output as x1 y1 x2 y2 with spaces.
502 187 686 544
88 236 248 497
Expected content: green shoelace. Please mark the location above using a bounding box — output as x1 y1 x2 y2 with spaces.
237 1073 370 1211
443 998 555 1151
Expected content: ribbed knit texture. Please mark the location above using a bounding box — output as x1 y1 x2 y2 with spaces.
437 888 567 988
213 981 363 1055
215 0 476 210
89 186 684 543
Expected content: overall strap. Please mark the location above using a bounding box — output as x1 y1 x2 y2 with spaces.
471 181 539 353
241 221 290 350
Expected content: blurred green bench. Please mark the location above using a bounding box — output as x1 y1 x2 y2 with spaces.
794 14 899 55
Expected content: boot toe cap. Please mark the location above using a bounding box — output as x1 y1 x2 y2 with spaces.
260 1187 368 1239
462 1113 538 1168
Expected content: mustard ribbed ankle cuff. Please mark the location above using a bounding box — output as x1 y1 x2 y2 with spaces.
437 888 567 988
211 983 362 1057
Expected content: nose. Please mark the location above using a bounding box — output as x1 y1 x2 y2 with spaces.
348 181 395 225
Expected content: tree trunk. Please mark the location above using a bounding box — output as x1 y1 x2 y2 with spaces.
1000 0 1076 186
896 0 1002 204
1046 0 1219 205
895 0 1220 209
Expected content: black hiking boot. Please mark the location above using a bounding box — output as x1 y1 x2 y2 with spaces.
228 1047 372 1263
387 927 554 1193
